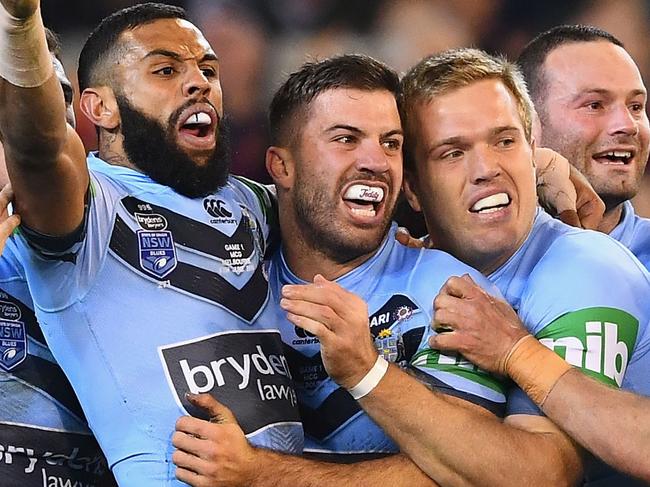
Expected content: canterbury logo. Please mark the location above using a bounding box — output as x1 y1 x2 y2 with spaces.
204 199 233 219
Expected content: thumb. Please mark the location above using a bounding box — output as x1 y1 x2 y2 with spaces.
186 393 237 424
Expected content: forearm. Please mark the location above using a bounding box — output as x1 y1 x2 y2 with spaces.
0 6 68 165
358 365 581 487
1 78 68 164
516 348 650 482
249 450 437 487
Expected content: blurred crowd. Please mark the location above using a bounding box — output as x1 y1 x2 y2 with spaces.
41 0 650 213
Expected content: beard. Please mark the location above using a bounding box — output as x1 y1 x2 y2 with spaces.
116 95 231 198
292 169 395 264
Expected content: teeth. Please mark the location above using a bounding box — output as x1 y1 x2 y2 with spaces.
471 193 509 212
350 208 376 217
601 150 632 158
185 112 212 126
343 184 384 202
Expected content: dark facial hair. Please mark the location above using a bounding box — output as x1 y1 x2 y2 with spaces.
116 95 231 198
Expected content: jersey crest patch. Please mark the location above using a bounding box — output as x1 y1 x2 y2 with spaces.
137 230 177 278
0 300 26 371
369 294 421 363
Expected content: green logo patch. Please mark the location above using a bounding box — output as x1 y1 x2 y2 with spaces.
410 349 507 395
537 307 638 387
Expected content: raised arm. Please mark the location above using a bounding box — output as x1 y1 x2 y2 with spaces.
0 0 88 235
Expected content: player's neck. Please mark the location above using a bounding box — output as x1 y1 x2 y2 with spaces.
278 214 375 281
598 203 624 235
98 132 137 170
282 239 375 282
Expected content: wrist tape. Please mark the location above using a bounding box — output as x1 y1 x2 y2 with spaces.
504 335 572 407
347 355 389 400
0 5 53 88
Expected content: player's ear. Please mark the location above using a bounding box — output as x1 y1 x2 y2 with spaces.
79 87 120 131
402 170 422 212
266 146 294 190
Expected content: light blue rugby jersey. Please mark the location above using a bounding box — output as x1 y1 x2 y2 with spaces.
269 223 506 456
0 243 116 486
609 200 650 270
11 153 302 486
490 209 650 485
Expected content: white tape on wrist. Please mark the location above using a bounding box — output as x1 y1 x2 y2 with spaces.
347 355 389 400
0 5 53 88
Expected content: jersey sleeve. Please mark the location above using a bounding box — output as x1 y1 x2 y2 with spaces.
11 170 121 311
518 233 650 394
408 261 510 417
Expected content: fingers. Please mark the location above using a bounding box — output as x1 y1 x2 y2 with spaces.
557 209 581 228
173 449 216 487
186 393 237 425
282 275 341 306
429 330 461 352
281 276 366 334
172 429 207 456
284 308 333 338
173 449 205 478
395 227 424 248
0 183 14 209
438 274 480 299
577 197 605 230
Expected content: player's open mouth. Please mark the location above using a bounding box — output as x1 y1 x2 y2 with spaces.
177 106 217 149
592 149 634 166
469 192 511 214
342 183 385 218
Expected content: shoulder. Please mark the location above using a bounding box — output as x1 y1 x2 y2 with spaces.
537 227 647 283
394 244 499 298
520 226 650 326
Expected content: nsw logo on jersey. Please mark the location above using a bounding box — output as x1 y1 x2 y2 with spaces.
137 230 177 278
159 330 300 435
0 300 26 371
133 209 177 278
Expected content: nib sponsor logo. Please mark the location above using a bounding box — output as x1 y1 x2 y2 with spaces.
541 321 630 386
537 308 639 387
160 330 300 435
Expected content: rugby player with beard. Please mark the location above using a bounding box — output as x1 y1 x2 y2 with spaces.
0 2 301 485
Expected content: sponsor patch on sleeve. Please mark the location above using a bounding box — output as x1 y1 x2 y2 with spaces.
536 307 639 387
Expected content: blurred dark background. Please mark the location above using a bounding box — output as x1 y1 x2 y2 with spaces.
42 0 650 215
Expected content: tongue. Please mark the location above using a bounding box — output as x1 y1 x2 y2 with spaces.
343 184 384 202
180 126 202 137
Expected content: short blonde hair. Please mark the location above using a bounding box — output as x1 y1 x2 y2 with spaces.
400 48 534 168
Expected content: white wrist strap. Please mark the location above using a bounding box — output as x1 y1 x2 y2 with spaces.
0 5 53 88
347 355 389 400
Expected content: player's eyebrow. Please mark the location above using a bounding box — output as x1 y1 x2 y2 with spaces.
144 49 219 63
